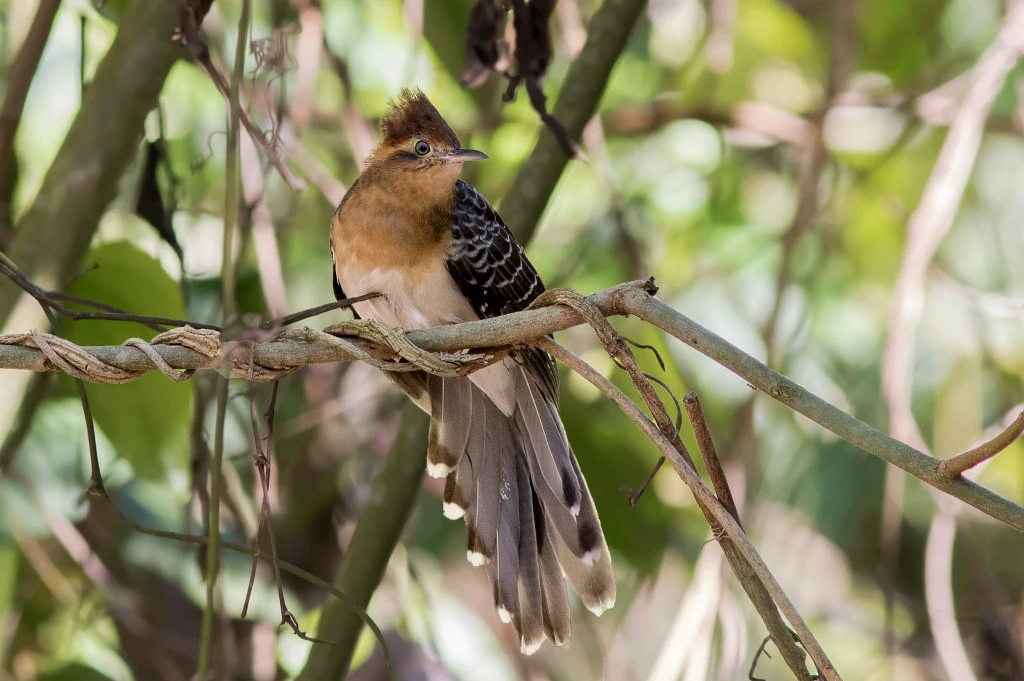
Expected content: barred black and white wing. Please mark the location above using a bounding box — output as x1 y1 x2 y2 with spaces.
448 180 543 317
425 179 614 654
447 179 558 398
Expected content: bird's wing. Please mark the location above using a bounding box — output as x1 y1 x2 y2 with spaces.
330 239 347 302
445 179 558 400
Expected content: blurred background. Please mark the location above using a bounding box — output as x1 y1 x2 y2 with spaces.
1 0 1024 679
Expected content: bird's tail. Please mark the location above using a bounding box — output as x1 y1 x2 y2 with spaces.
426 366 615 654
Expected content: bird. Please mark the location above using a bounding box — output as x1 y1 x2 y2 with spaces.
329 89 614 654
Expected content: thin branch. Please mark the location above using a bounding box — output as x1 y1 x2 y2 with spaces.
683 393 741 526
196 368 229 678
0 251 222 331
1 248 370 341
198 3 251 675
939 410 1024 479
269 293 379 328
623 457 665 507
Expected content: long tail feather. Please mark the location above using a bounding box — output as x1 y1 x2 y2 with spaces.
515 454 547 653
537 510 572 646
490 425 520 624
426 376 472 478
425 356 613 653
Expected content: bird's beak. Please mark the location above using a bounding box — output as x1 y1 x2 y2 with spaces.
446 148 488 162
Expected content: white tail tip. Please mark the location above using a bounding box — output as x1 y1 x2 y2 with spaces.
426 461 451 478
442 502 465 520
497 606 512 624
586 593 616 616
466 550 487 567
521 636 545 655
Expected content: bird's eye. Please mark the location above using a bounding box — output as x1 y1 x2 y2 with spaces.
414 140 431 156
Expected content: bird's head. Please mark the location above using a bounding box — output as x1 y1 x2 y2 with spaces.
366 89 487 178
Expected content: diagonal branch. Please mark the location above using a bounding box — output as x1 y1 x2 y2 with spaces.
535 337 833 679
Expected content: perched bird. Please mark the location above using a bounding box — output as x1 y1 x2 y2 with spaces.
329 89 614 654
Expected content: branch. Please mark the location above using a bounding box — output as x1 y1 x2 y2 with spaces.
296 405 429 680
534 337 833 679
500 0 648 242
938 410 1024 479
1 281 1023 533
198 2 251 670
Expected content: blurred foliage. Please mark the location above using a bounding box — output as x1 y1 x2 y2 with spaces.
1 0 1024 679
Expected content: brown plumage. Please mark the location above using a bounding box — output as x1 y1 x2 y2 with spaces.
329 89 615 654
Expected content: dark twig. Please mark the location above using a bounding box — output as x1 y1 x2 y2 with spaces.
265 293 380 328
620 372 680 505
749 633 823 681
241 369 270 619
504 0 581 158
500 0 648 241
624 337 666 371
240 372 331 644
939 410 1024 479
683 392 741 526
0 254 222 330
749 635 773 681
3 251 373 336
623 458 665 507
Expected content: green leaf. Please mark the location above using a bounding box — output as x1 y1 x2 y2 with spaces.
61 240 191 483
